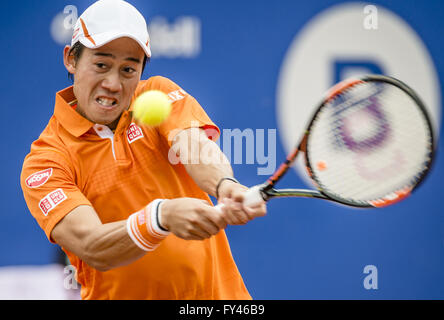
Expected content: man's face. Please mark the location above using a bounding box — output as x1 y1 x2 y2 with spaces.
68 37 145 129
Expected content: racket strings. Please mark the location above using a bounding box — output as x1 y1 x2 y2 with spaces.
307 81 432 205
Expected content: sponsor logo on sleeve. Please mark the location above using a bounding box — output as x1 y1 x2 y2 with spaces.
127 123 144 144
25 168 53 188
38 189 67 216
167 89 187 103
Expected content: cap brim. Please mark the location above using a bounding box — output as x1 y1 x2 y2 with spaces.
79 31 151 58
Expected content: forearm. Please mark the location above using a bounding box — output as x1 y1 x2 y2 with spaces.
81 221 145 272
183 146 233 197
52 204 168 272
175 128 235 197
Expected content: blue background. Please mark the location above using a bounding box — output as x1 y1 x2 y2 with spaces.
1 0 443 299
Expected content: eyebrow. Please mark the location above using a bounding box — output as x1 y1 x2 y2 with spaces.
94 52 141 64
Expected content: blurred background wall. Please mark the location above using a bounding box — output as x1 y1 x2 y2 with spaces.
0 0 443 299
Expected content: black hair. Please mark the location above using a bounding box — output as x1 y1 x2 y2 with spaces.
67 42 84 82
67 42 149 82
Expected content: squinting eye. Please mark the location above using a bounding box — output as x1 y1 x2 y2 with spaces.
96 63 106 69
124 67 136 73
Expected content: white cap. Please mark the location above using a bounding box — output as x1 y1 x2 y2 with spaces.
71 0 151 57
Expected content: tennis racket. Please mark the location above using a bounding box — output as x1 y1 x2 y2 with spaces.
220 74 435 209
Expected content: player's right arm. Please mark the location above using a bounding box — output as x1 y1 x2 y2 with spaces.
50 197 226 272
51 205 145 271
21 151 225 272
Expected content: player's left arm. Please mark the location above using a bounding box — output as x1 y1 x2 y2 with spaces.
171 127 266 225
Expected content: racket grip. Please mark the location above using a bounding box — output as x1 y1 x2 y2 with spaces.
243 185 265 207
214 203 224 213
214 185 265 213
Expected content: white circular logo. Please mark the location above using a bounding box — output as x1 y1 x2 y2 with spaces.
276 2 440 184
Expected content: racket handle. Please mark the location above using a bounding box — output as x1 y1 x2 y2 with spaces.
213 185 265 213
243 185 265 207
214 203 224 213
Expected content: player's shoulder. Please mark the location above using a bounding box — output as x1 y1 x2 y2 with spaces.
22 118 72 170
137 75 182 93
145 75 177 86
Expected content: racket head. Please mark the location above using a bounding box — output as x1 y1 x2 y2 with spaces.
303 75 435 208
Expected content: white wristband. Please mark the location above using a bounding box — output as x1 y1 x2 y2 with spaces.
126 199 170 252
149 199 170 237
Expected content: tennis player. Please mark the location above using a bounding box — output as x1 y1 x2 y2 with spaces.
20 0 266 300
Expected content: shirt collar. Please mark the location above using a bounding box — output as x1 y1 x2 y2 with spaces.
54 86 94 138
54 86 133 137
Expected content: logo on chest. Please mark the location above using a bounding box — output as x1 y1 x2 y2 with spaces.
127 123 144 144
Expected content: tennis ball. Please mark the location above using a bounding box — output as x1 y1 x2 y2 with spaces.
132 90 172 126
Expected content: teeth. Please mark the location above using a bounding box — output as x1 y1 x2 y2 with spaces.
97 97 116 107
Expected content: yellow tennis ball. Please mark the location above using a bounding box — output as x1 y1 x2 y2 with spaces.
132 90 172 126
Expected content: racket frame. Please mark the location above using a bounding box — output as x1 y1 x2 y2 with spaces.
258 75 435 208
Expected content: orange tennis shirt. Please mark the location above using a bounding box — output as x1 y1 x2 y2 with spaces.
20 76 251 300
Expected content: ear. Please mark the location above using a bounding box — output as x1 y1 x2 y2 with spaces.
63 45 76 75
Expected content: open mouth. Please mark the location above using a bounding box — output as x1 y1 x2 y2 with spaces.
96 97 118 108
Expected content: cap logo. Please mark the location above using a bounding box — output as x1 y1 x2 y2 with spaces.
80 18 96 46
72 27 80 40
25 168 53 188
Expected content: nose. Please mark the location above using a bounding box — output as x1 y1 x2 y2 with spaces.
101 71 122 93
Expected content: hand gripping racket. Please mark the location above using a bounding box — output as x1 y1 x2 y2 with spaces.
220 75 435 209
